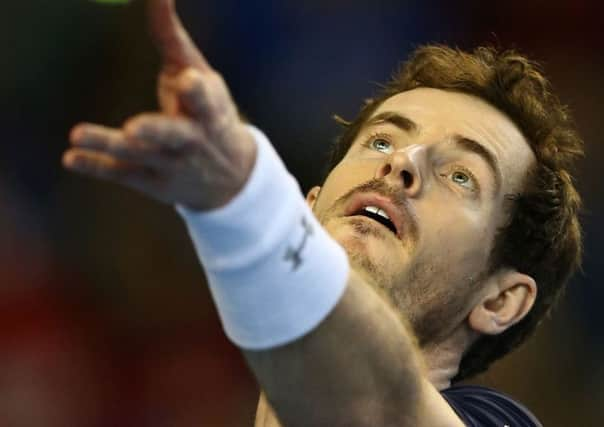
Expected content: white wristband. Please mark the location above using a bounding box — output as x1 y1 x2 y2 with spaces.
177 126 349 350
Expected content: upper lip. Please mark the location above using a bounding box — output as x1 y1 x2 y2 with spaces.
344 192 406 239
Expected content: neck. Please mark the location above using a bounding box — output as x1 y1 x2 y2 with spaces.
420 327 475 390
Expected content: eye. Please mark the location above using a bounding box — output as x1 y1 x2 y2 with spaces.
372 139 391 152
362 134 393 154
452 171 470 185
441 167 478 192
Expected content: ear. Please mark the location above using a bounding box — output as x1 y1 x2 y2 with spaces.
306 186 321 209
468 269 537 335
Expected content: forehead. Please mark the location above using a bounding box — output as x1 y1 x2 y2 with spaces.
370 88 536 193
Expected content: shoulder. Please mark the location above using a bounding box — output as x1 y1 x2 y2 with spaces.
441 385 542 427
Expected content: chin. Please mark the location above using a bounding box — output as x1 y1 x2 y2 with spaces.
325 220 390 275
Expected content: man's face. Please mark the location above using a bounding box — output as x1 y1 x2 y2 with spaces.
308 88 535 346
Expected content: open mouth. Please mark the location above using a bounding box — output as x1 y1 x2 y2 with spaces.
352 206 398 235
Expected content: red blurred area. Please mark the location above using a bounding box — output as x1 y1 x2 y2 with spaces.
1 0 602 425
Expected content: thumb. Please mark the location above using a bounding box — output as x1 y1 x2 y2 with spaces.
176 68 241 136
147 0 211 74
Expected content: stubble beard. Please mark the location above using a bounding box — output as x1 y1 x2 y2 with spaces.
391 260 477 348
350 241 478 348
318 212 475 349
313 179 478 349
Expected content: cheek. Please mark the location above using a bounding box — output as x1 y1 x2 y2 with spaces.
314 162 374 213
417 202 494 265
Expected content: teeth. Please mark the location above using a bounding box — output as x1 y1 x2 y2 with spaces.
363 206 391 220
376 209 390 220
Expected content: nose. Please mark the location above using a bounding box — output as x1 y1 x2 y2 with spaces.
374 144 425 197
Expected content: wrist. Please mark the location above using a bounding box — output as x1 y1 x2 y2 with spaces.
176 126 350 349
176 124 300 271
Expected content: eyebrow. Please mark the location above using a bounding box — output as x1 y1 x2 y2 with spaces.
452 135 502 194
364 111 419 134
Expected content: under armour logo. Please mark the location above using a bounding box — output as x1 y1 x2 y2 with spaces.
284 216 314 271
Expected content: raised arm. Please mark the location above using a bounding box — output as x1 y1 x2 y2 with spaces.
63 2 463 426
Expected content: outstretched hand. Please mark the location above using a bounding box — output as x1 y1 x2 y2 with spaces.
63 0 256 211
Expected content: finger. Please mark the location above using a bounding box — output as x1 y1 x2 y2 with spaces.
176 68 235 134
62 148 154 183
124 113 205 155
71 123 126 150
148 0 211 74
176 68 215 123
70 123 153 162
63 148 166 199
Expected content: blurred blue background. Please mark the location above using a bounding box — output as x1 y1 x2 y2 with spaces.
0 1 602 425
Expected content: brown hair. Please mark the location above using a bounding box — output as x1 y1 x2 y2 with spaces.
323 45 583 381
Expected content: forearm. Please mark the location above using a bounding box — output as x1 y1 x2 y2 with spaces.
178 126 427 426
244 269 425 427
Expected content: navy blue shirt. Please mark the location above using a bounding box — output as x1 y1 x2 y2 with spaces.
441 385 542 427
